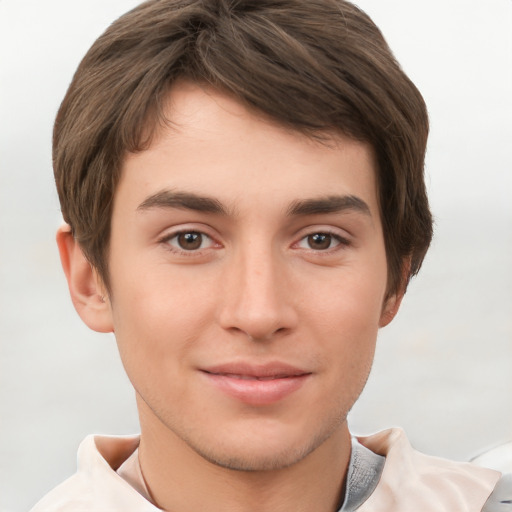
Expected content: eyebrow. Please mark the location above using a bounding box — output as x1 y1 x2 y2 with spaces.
137 189 371 219
286 195 371 217
137 190 228 215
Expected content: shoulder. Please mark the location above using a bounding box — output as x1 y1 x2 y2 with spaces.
355 428 503 512
29 434 159 512
29 472 92 511
474 442 512 512
482 473 512 512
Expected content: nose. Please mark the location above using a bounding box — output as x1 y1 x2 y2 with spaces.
217 244 298 341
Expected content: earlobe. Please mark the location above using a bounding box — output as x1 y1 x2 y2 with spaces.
379 259 410 327
56 224 114 333
378 292 404 327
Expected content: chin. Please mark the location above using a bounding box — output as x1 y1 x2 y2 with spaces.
193 441 316 472
186 417 345 472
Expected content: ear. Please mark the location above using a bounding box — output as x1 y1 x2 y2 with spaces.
378 290 405 327
378 259 410 328
56 224 114 333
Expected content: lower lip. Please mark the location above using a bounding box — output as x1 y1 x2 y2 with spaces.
202 372 310 406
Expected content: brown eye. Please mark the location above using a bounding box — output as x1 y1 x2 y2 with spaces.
307 233 334 250
177 232 203 250
296 231 345 252
163 230 218 254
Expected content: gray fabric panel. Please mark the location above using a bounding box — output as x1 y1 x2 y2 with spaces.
338 437 385 511
482 474 512 512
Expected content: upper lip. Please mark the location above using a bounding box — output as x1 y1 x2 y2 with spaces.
201 362 311 379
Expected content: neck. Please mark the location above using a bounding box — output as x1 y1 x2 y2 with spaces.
137 400 351 512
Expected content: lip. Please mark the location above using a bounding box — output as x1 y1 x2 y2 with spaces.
200 362 311 406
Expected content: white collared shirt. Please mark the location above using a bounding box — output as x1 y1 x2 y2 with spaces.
30 428 508 511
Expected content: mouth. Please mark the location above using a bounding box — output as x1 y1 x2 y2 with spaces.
200 362 311 405
208 373 300 381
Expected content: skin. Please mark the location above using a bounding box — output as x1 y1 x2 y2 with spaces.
58 82 403 512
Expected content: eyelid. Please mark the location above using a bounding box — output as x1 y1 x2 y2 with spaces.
293 225 351 241
166 231 214 249
291 226 352 252
157 224 223 254
295 234 341 250
157 222 218 240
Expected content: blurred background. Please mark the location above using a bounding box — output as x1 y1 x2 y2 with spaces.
0 0 511 510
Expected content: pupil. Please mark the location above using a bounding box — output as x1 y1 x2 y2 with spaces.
178 232 202 250
308 233 331 250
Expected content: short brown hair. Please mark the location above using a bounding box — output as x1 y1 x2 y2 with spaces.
54 0 432 297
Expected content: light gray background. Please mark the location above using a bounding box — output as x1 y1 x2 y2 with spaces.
1 1 511 510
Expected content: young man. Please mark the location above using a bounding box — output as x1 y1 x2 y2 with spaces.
31 0 510 510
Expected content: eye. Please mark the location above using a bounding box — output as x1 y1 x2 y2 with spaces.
297 232 343 251
165 231 215 251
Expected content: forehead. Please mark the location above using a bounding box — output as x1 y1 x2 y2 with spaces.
116 82 379 218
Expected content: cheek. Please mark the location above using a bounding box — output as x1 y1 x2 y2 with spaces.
306 263 387 331
109 267 214 374
301 262 386 372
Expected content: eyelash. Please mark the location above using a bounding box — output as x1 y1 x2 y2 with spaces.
158 230 220 255
294 230 351 253
158 228 350 256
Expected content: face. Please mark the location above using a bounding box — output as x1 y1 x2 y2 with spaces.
105 82 397 471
